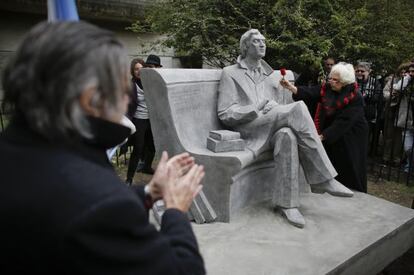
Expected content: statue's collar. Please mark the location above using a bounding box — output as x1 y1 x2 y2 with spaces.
237 56 273 76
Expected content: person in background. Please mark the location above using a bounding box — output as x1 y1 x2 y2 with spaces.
355 61 377 119
123 58 155 181
281 62 369 193
355 61 383 154
125 55 162 184
145 54 163 69
117 59 145 160
392 63 414 172
0 21 205 275
322 57 335 80
381 62 410 166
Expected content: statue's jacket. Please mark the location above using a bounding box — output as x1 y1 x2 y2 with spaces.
217 56 292 157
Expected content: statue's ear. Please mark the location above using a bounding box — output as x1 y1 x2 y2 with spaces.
78 86 101 117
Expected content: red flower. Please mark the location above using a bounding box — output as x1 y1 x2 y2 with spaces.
344 97 349 104
280 68 286 76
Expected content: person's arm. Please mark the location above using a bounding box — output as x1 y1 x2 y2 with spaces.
280 79 320 100
64 152 205 274
294 85 322 102
393 75 411 91
217 70 258 126
63 191 205 275
280 79 320 111
321 96 365 145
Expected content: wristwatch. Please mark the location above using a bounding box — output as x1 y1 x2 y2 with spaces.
143 185 154 209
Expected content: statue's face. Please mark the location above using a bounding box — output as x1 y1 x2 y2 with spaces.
246 33 266 59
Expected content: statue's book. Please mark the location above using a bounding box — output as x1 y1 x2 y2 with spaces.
206 137 245 152
209 130 241 141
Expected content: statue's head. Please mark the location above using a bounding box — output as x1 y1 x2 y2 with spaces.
239 29 266 59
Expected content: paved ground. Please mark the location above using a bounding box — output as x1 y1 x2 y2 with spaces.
113 157 414 274
192 192 414 275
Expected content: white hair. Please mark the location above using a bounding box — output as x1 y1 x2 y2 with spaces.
329 62 355 85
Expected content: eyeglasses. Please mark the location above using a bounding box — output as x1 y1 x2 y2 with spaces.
408 70 414 73
355 70 366 73
328 78 340 83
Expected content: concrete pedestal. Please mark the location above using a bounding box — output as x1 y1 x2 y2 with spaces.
192 192 414 275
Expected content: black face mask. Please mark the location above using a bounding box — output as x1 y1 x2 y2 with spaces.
85 116 131 150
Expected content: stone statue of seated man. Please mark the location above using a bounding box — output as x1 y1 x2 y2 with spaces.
217 29 353 228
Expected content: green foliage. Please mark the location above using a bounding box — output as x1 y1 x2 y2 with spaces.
130 0 414 74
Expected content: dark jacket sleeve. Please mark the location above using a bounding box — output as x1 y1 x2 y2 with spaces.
63 191 205 275
322 95 365 145
130 184 145 201
293 86 321 116
127 81 139 118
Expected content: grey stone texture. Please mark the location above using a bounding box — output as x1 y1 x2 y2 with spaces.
206 137 245 153
209 130 241 141
189 191 217 223
192 192 414 275
141 67 304 222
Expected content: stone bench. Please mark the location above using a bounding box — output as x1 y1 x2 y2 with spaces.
141 68 307 222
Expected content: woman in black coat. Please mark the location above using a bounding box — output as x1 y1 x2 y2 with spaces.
281 62 368 193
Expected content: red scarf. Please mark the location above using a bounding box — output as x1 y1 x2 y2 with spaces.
314 82 358 134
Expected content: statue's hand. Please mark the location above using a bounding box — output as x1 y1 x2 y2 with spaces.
262 100 278 114
243 108 259 121
229 105 258 124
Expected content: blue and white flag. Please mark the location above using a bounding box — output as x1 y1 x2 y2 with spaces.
47 0 79 22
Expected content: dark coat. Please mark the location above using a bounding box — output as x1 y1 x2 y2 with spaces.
293 84 369 192
0 118 205 275
127 78 142 119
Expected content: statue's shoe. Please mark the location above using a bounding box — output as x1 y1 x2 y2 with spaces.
311 179 354 197
280 208 305 228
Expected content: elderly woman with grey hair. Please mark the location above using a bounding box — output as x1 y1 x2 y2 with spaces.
0 21 205 274
280 62 368 193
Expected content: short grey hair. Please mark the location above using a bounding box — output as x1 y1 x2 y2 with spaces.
240 29 262 58
329 62 356 85
355 61 371 71
2 21 129 141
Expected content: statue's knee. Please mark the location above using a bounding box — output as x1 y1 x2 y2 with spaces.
272 127 297 149
293 101 307 113
292 101 311 119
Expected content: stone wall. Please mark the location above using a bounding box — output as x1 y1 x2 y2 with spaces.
0 0 152 22
0 0 181 99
